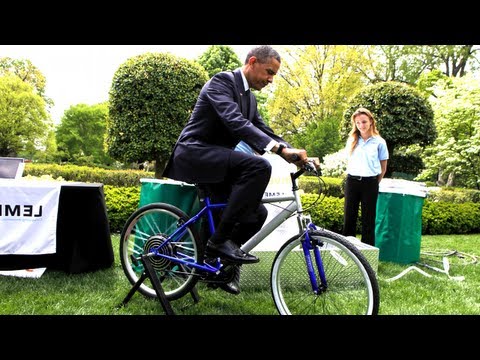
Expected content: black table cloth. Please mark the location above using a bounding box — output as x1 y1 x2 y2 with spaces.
0 183 114 273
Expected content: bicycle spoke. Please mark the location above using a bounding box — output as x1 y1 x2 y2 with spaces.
271 231 379 315
120 203 202 301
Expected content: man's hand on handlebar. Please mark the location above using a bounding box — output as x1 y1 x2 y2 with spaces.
308 157 321 170
281 148 307 167
281 149 320 169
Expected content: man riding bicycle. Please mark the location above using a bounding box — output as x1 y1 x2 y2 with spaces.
163 45 309 294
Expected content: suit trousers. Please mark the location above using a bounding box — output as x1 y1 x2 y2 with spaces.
343 176 379 246
201 151 271 243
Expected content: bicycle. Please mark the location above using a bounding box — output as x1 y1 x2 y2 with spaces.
120 160 380 315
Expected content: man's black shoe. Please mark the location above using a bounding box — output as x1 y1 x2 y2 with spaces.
206 265 241 295
206 239 259 264
219 265 241 295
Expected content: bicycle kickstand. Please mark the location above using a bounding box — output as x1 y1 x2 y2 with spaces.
119 255 176 315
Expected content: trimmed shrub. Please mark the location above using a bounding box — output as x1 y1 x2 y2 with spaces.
26 163 480 236
302 194 345 233
107 53 208 176
341 81 436 178
25 163 154 187
104 186 141 233
299 176 344 198
422 200 480 235
427 187 480 203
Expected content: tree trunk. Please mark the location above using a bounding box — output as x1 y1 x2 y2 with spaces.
436 170 446 186
446 172 455 187
154 155 166 179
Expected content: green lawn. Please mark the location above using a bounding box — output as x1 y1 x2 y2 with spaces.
0 234 478 315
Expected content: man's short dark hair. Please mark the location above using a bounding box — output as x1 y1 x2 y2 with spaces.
245 45 281 64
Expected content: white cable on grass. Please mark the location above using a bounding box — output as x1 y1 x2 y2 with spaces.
417 257 465 282
385 266 432 282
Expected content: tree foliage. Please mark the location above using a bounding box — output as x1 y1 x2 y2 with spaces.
197 45 242 78
27 128 58 163
416 69 452 98
341 81 436 177
56 103 112 166
351 45 479 87
419 75 480 189
353 46 431 85
106 53 208 177
267 45 368 159
412 45 479 78
0 57 52 106
0 75 50 157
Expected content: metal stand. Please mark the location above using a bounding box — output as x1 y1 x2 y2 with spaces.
119 255 200 315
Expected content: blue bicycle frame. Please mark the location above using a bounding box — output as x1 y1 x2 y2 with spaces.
146 163 329 292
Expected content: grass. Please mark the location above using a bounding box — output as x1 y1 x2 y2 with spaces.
377 235 480 315
0 234 478 315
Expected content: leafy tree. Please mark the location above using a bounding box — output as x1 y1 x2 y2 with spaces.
353 46 430 85
268 45 368 160
107 52 208 177
196 45 279 122
254 89 272 126
413 45 479 78
419 75 480 189
353 45 479 87
56 103 113 166
416 69 452 97
0 75 50 157
0 57 53 106
340 81 436 178
294 116 343 162
197 45 242 78
25 128 58 163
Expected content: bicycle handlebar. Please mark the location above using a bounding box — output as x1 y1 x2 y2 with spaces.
290 154 319 175
304 161 318 174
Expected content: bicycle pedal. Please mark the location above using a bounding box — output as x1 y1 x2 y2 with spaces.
130 254 139 266
203 256 220 265
206 282 220 289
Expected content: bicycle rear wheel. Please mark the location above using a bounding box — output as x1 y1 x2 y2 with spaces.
271 229 379 315
120 203 203 300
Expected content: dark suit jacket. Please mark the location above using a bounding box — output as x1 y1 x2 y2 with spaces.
163 69 287 183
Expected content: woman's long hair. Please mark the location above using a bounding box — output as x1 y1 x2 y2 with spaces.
348 107 380 155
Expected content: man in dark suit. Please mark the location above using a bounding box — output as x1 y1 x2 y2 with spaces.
163 45 309 294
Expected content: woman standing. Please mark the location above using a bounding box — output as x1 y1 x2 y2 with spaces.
343 108 389 246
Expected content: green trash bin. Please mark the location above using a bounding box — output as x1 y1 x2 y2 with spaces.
132 179 202 273
139 178 200 215
138 178 202 238
374 179 427 264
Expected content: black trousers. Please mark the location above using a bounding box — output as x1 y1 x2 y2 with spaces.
343 176 379 246
202 151 271 244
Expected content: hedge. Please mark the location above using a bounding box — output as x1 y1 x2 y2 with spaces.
24 163 480 235
104 186 480 235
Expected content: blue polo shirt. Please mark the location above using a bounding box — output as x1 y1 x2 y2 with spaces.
346 135 389 177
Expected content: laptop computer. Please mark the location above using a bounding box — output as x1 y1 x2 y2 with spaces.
0 157 25 179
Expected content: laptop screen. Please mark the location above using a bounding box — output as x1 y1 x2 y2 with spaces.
0 157 25 179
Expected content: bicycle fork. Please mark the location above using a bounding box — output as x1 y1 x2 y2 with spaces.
301 224 328 294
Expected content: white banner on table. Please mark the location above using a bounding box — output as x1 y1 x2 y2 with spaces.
0 180 61 254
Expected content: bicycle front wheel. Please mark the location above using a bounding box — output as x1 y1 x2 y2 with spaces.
120 203 203 300
271 229 379 315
